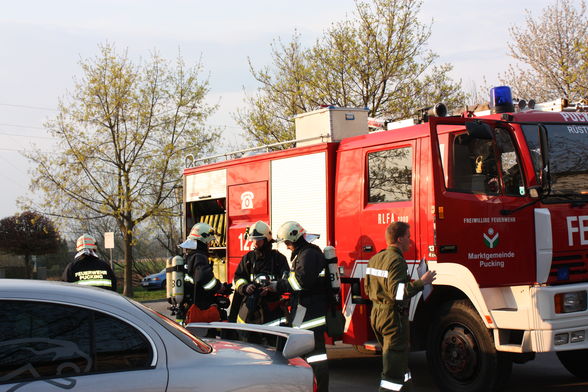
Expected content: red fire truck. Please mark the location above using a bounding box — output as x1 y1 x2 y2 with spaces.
181 87 588 391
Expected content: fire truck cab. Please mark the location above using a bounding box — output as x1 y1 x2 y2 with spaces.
182 87 588 392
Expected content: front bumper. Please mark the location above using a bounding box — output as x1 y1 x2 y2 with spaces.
488 282 588 353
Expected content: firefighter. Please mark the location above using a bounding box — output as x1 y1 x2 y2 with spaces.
62 234 117 291
179 222 233 323
233 221 289 341
268 220 330 392
364 222 436 392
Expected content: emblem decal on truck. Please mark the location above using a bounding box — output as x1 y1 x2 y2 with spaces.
483 228 499 248
241 191 254 210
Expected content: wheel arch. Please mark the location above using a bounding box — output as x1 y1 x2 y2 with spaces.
410 262 493 351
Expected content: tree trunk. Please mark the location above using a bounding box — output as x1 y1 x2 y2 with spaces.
122 228 134 297
24 253 32 279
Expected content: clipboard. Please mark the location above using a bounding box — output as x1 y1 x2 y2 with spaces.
417 258 433 301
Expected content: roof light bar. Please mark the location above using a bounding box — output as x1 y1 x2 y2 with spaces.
490 86 514 114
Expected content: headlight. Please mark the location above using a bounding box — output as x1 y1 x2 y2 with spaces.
554 291 587 313
555 333 569 345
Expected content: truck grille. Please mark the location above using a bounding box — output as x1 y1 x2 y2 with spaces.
548 251 588 285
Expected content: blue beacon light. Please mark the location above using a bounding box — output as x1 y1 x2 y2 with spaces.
490 86 515 113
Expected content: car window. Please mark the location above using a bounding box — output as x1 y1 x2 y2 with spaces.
444 132 499 195
367 146 413 203
128 298 212 354
0 300 154 385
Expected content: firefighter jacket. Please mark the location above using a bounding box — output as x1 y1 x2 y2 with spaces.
276 240 328 331
62 254 117 291
234 243 289 298
365 246 423 308
234 243 289 324
185 244 221 309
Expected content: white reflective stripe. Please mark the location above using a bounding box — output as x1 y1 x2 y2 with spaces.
76 280 112 287
395 283 405 300
306 354 328 363
366 267 389 278
203 277 218 290
296 316 326 330
264 317 287 326
288 272 302 291
318 269 326 277
404 372 411 382
185 275 194 283
380 379 403 391
235 278 248 289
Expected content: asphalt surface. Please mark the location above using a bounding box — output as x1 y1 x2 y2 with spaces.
143 299 588 391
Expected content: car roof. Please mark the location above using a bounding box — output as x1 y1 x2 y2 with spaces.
0 279 133 310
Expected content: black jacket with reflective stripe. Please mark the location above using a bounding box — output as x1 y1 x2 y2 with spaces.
62 254 117 292
277 240 329 328
186 244 220 309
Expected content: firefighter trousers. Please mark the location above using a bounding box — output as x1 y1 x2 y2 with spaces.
371 305 412 391
305 330 329 392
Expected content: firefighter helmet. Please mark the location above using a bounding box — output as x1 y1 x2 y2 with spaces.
76 234 97 251
245 221 272 241
189 222 217 244
276 221 306 243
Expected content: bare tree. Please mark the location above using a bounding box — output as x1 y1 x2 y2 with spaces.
25 44 219 296
236 0 466 145
501 0 588 101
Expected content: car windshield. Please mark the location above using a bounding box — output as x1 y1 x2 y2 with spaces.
126 298 212 354
522 123 588 199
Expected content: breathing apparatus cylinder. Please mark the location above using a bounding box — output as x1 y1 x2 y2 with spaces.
171 255 185 306
323 246 341 297
166 257 174 304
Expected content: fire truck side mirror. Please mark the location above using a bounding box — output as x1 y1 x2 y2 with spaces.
538 124 551 190
465 120 493 140
528 185 541 199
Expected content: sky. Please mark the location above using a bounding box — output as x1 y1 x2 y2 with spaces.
0 0 555 219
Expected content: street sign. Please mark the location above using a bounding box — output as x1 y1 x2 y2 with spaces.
104 232 114 249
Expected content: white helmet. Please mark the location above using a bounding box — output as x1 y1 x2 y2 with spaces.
245 221 272 241
276 221 306 243
76 234 97 251
179 222 217 249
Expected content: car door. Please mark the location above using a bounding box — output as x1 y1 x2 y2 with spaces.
0 300 168 392
429 117 535 286
360 141 418 262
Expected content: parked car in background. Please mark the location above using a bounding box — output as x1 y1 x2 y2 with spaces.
141 268 166 290
0 280 315 391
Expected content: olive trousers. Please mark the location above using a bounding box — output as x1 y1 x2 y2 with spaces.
371 304 412 392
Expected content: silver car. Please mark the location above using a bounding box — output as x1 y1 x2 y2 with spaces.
0 279 314 391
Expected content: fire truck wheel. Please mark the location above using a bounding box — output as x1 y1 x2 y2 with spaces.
426 300 512 392
556 349 588 380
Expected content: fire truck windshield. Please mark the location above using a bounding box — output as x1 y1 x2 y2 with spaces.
522 123 588 200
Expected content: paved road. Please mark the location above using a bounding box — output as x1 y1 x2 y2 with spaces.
143 300 588 391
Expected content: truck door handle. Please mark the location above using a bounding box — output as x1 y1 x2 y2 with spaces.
363 245 374 252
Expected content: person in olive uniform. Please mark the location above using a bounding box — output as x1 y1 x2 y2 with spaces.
234 221 289 326
364 222 436 392
268 221 330 392
179 222 232 323
63 234 117 291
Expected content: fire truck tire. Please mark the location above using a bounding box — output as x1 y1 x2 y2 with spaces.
426 299 512 392
556 349 588 380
